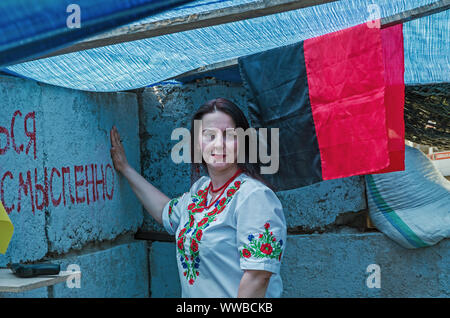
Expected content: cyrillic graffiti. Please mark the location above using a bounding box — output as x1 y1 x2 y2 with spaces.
0 110 36 159
0 110 115 215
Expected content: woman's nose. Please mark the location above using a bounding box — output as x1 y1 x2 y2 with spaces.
212 133 224 147
212 133 228 151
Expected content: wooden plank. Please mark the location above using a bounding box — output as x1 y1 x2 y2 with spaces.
134 230 175 242
29 0 338 61
0 268 81 293
172 0 450 80
171 58 239 81
366 213 376 230
380 0 449 28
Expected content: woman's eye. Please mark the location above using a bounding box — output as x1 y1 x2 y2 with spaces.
203 132 215 140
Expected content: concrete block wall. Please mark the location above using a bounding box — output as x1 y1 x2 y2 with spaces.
142 79 449 298
150 234 450 298
0 76 147 297
2 75 448 298
282 233 449 297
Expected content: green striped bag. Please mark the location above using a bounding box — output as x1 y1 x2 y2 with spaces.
365 146 450 249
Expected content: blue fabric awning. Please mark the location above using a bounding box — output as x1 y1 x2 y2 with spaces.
0 0 194 67
2 0 449 92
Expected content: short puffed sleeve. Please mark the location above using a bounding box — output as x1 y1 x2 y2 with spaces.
162 177 209 235
162 192 190 235
235 185 287 274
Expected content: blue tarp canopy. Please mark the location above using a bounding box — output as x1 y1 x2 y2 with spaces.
0 0 193 67
1 0 449 92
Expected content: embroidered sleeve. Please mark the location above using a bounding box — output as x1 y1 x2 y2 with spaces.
162 192 188 235
236 187 286 274
162 177 209 235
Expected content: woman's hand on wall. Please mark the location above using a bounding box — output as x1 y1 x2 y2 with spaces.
110 125 130 174
109 125 169 224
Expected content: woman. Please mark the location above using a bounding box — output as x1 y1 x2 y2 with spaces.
110 98 286 298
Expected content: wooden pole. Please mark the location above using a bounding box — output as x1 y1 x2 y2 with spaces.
27 0 338 62
171 0 450 80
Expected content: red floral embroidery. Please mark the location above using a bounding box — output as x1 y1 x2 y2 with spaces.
260 243 273 255
191 239 199 253
240 222 283 261
242 249 251 258
177 180 245 286
217 205 226 214
198 218 208 227
167 198 179 219
177 238 184 251
196 229 203 241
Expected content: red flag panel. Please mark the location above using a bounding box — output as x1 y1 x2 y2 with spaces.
304 21 390 180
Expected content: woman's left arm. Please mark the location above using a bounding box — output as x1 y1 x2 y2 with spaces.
237 270 272 298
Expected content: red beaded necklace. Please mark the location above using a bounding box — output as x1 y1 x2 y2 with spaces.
204 169 242 209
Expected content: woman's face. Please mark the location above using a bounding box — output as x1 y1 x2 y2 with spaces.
198 111 238 173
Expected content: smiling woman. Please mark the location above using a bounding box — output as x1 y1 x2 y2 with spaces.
110 97 286 298
190 98 271 189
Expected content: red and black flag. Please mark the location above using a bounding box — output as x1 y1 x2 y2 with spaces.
239 22 405 191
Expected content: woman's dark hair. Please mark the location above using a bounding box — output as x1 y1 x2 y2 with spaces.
190 98 272 189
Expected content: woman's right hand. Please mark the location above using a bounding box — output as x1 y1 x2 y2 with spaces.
110 125 130 174
109 126 169 225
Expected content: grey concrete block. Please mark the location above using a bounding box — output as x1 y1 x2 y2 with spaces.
51 240 149 298
278 175 367 231
282 233 450 297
